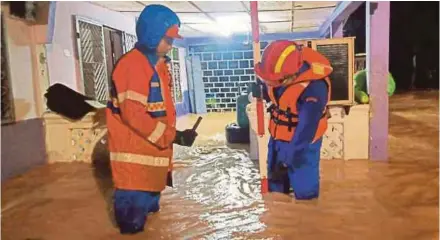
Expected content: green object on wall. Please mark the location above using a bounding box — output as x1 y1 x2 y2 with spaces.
353 69 396 104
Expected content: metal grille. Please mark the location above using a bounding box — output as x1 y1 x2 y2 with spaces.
166 62 175 101
1 16 15 124
168 48 183 103
76 19 108 102
171 61 182 103
123 33 137 53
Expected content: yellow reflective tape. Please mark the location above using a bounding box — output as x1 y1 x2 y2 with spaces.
147 121 166 143
311 62 332 76
117 90 148 106
110 152 170 167
116 91 166 112
274 45 296 73
312 63 325 75
146 102 166 112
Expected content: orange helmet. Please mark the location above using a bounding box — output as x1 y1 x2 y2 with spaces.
254 40 303 86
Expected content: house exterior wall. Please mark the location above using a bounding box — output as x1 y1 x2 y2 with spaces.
46 1 136 93
1 5 48 180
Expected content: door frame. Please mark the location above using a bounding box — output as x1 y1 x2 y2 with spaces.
103 26 124 64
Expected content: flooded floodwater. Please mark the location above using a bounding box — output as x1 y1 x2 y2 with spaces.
2 91 439 240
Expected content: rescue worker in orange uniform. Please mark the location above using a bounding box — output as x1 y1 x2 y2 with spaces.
253 40 333 200
106 5 197 234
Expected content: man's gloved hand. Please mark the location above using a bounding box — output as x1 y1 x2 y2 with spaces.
174 129 198 147
250 82 262 98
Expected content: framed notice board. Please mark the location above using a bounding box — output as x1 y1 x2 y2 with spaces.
311 37 355 105
296 37 355 105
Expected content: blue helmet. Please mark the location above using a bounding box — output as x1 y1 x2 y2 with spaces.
136 4 181 50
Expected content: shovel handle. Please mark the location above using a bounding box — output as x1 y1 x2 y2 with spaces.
192 116 203 132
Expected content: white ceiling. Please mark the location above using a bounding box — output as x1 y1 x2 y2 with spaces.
92 1 339 37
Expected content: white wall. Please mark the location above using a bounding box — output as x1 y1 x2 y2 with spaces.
46 1 136 93
7 34 36 120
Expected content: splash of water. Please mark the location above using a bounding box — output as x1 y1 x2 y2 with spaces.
173 137 268 239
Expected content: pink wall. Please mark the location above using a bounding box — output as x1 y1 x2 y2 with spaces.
46 2 136 93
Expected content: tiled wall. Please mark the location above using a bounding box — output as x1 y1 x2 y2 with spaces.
188 42 269 112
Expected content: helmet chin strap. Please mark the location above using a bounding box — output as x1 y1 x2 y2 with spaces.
279 72 300 87
278 61 309 87
281 77 295 86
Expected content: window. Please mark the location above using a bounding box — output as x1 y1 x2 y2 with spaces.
123 33 137 53
75 17 108 103
168 47 183 103
75 16 137 103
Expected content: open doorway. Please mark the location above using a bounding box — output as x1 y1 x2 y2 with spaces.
343 2 439 91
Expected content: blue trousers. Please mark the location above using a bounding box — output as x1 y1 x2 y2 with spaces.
267 138 323 200
113 189 161 234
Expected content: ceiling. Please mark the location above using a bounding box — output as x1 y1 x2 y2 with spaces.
92 1 339 37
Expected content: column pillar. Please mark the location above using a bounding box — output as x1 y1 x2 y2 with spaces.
367 1 390 161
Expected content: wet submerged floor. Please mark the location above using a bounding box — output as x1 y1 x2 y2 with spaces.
2 91 439 240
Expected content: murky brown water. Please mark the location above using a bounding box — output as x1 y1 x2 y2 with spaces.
2 91 439 240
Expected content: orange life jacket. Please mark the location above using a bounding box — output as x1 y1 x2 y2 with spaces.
267 47 332 143
106 49 176 192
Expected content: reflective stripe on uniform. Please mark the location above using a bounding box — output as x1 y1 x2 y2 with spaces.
145 102 166 112
148 121 167 143
110 152 170 167
274 45 296 73
118 90 148 106
116 90 166 112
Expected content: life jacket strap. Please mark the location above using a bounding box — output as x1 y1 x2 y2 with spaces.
268 105 329 132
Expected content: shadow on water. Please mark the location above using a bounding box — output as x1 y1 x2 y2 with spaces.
91 133 117 228
91 109 116 228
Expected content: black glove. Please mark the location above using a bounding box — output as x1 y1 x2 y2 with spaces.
45 83 95 120
174 129 198 147
250 82 262 98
